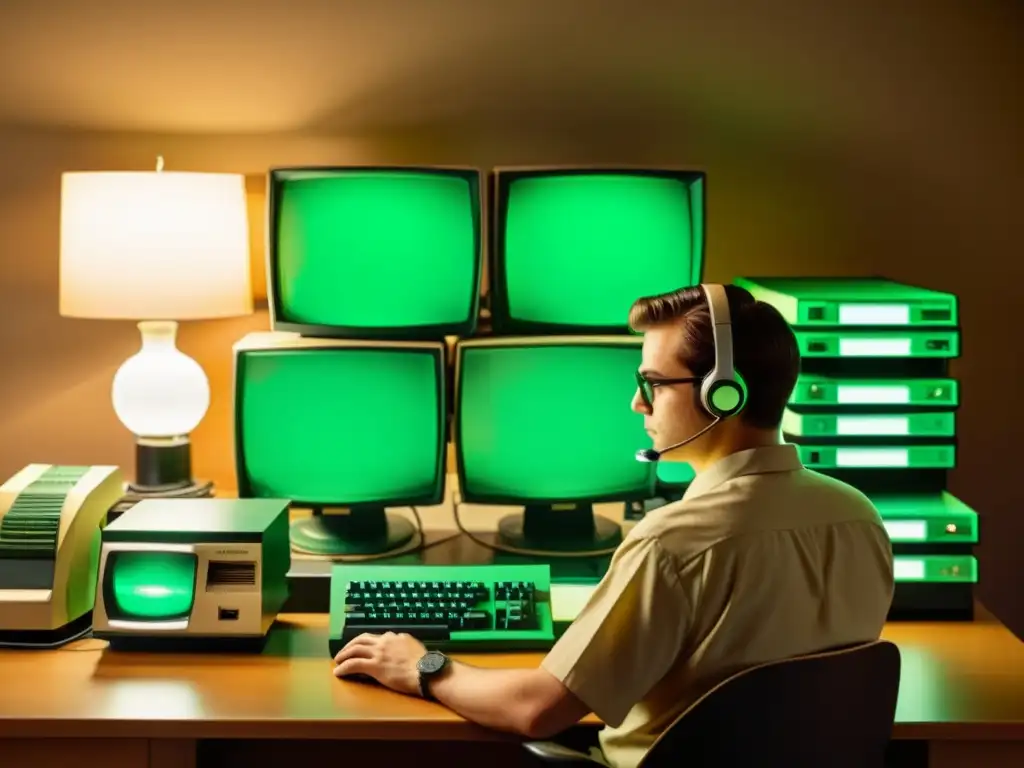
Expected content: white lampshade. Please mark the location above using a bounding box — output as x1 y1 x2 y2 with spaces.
59 168 253 320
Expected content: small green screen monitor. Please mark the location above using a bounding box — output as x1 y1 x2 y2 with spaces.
103 551 198 620
455 337 655 553
489 167 705 334
268 167 482 339
233 333 447 556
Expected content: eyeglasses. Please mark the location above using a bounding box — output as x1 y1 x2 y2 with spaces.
635 370 700 408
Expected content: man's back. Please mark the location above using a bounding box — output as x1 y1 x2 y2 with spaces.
541 445 894 768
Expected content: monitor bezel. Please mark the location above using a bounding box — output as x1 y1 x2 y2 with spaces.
231 332 449 508
487 165 708 336
266 165 484 341
98 544 200 627
452 335 656 506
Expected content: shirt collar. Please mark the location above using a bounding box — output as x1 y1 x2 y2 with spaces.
682 444 804 501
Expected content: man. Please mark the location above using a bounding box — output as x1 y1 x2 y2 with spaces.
332 284 895 767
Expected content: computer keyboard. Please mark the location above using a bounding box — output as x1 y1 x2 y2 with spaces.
327 563 557 655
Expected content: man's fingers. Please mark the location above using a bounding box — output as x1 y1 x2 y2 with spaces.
334 633 380 663
334 643 378 665
333 657 376 679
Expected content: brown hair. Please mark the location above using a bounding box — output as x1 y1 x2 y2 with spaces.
629 284 800 429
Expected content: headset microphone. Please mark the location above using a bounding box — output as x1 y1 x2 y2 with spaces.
635 418 720 462
634 283 748 463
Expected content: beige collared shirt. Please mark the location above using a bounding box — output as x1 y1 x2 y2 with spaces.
541 444 895 768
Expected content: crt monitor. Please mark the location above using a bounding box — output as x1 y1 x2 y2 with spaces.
454 336 656 553
91 498 291 652
233 332 448 556
489 166 705 334
267 166 482 339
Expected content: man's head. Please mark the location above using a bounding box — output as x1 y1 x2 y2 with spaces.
628 284 800 470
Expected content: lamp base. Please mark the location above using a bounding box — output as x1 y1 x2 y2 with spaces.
126 478 215 497
110 437 213 521
111 481 214 522
110 438 212 521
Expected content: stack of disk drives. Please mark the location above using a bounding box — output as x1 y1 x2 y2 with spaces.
735 277 977 620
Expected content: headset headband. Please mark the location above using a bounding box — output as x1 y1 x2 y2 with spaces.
699 283 746 418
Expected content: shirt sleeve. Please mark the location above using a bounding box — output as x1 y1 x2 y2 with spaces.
540 534 690 727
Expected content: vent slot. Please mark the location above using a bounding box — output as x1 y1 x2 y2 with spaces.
206 561 256 591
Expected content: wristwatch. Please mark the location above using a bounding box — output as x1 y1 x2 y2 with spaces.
416 650 450 700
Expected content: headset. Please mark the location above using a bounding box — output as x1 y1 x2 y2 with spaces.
636 283 748 462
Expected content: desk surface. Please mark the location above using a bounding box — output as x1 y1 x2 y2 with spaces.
0 612 1022 742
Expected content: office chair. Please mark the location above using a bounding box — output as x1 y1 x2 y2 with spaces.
524 639 902 767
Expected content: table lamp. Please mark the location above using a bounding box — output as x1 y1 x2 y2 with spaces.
58 157 252 499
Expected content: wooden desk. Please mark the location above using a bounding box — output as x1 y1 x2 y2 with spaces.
0 613 1022 768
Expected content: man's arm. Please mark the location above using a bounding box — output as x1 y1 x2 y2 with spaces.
435 535 690 737
332 535 689 735
332 632 589 738
428 662 591 739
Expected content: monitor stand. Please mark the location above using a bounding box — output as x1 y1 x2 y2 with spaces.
290 506 416 557
497 504 622 554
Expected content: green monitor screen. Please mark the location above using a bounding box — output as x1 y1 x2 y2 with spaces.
268 167 482 339
233 333 447 556
103 551 197 621
656 461 696 488
489 167 705 334
455 337 655 553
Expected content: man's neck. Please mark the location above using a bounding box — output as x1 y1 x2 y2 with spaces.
689 427 782 474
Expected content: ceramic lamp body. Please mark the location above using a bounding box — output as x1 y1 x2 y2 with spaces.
112 321 210 438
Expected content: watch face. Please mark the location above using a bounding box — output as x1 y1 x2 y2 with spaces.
418 651 447 675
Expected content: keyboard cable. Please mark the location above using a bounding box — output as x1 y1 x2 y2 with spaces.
291 505 461 563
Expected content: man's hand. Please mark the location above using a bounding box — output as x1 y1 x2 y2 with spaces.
332 631 428 696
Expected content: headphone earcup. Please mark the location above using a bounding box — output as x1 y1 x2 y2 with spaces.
702 374 747 419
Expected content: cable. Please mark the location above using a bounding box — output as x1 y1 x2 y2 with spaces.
452 494 622 559
290 506 461 563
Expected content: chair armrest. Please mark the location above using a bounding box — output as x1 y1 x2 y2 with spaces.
523 741 605 765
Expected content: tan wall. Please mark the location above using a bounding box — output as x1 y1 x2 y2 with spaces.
0 128 879 487
0 1 1020 634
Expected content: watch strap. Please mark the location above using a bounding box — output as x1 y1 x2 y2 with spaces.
418 671 435 700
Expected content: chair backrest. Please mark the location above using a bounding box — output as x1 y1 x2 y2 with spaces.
638 640 902 768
